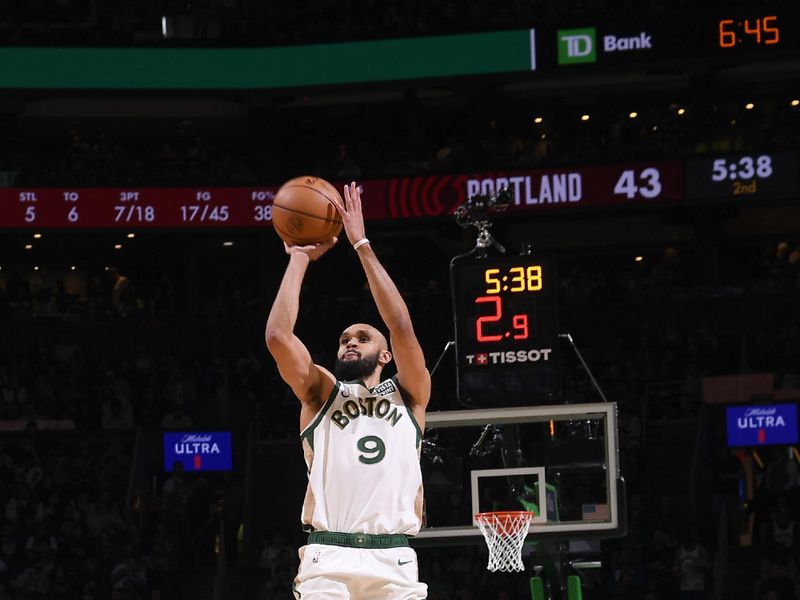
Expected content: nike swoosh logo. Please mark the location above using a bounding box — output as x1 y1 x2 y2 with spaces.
398 559 413 566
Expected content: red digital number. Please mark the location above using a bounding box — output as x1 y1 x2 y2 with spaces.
763 16 779 44
475 296 503 342
743 18 761 43
512 314 529 340
719 19 736 48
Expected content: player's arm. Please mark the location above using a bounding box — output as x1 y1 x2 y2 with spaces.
265 241 337 411
332 182 431 412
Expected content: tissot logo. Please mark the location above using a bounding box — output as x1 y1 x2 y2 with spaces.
466 348 552 366
558 28 654 65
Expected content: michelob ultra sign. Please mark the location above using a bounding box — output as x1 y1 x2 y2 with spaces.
726 404 798 447
163 431 233 471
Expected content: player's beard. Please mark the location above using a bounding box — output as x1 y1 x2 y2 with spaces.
334 351 380 381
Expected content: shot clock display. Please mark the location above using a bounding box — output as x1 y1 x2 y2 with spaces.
451 252 559 408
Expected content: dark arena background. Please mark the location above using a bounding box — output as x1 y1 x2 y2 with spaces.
1 1 800 599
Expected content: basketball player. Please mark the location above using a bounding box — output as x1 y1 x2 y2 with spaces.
266 181 429 599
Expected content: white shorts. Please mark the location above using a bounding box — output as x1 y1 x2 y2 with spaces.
293 543 428 599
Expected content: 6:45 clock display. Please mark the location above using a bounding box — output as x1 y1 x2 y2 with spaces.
451 252 559 408
718 16 780 49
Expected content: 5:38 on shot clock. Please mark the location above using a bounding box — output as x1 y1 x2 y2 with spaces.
450 253 559 408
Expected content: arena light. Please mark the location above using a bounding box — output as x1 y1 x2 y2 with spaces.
745 102 755 110
791 99 799 107
533 116 543 124
634 256 644 262
127 233 136 239
223 241 234 247
33 233 42 239
677 107 686 115
34 266 39 271
628 111 638 119
114 244 123 250
70 266 77 271
24 244 33 250
580 114 590 122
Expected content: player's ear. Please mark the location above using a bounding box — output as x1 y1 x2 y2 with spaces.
378 349 392 366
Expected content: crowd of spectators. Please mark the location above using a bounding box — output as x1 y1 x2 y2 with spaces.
0 434 141 600
3 90 799 188
1 232 798 598
744 445 800 600
1 237 798 423
0 430 238 600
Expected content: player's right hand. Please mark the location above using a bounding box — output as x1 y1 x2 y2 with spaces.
331 181 367 246
284 237 337 261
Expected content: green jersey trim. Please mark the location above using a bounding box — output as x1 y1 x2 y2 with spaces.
300 381 341 451
393 376 424 446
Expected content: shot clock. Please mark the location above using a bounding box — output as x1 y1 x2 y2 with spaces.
451 252 559 408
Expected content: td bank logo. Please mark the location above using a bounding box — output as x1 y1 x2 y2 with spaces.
558 28 596 65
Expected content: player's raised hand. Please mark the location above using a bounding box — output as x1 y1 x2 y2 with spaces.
331 181 367 246
284 237 337 261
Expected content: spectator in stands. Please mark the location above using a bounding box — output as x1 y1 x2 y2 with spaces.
754 544 799 600
258 532 293 582
763 505 797 559
333 143 362 179
610 545 646 599
161 462 192 516
711 446 744 546
101 391 136 430
108 268 133 321
160 405 194 430
675 528 710 600
644 529 677 596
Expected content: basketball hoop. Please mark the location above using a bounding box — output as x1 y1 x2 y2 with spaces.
474 511 534 572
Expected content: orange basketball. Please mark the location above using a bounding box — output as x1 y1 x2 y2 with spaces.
272 176 343 245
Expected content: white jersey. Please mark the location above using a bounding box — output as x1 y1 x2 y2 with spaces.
299 377 424 536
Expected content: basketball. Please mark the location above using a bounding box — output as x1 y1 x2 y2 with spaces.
272 176 343 245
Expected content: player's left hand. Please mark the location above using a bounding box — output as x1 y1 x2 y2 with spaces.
284 237 337 261
331 181 367 246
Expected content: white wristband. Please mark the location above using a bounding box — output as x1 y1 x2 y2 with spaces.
353 238 370 250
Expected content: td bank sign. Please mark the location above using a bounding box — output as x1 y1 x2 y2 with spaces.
557 28 653 65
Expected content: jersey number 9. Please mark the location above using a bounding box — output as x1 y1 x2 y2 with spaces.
357 435 386 464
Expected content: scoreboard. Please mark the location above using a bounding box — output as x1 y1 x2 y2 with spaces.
2 188 278 229
685 153 799 200
0 152 798 228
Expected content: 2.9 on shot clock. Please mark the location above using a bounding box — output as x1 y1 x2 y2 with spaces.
451 252 559 408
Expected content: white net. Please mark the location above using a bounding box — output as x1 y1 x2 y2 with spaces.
474 511 533 572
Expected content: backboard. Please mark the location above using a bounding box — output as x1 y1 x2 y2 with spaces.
416 402 625 544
